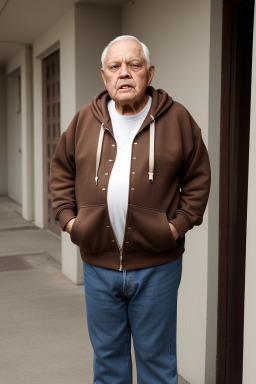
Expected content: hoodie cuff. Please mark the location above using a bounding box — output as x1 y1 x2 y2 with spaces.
169 215 192 239
57 208 77 231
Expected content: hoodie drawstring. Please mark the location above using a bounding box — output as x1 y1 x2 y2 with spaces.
148 115 155 182
95 117 155 185
95 123 105 185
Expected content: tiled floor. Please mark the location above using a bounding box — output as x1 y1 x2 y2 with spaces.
0 196 189 384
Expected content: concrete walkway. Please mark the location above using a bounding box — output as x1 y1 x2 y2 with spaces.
0 196 189 384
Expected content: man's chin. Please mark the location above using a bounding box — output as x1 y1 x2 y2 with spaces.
108 87 136 100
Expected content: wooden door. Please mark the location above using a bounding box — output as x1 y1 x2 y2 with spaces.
43 50 61 236
217 1 254 382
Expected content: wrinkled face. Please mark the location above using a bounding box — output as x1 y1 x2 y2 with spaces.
101 40 154 114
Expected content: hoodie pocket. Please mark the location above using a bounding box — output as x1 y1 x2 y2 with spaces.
128 205 177 253
70 205 112 253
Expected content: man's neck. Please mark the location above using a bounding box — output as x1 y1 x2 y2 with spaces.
115 95 149 116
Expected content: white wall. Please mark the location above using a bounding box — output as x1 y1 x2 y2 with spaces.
6 46 33 220
122 1 219 382
75 3 122 109
243 5 256 383
0 65 7 195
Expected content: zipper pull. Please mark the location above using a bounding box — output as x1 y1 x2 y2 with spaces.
119 253 123 271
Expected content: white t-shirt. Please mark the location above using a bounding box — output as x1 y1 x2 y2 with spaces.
107 97 152 248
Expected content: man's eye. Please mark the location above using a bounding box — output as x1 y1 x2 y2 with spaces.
131 64 139 68
110 65 118 69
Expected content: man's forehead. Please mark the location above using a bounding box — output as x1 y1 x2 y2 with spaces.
105 40 145 62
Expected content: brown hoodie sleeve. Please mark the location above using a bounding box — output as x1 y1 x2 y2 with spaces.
169 121 211 239
49 112 79 230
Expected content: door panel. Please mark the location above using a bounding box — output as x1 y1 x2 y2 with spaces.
43 51 61 236
217 1 254 383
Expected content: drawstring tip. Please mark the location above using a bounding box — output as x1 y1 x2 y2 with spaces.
95 176 98 186
148 172 154 182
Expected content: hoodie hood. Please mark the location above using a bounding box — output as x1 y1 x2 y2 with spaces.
90 86 173 128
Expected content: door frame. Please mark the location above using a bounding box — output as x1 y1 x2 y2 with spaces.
217 0 254 382
42 48 61 236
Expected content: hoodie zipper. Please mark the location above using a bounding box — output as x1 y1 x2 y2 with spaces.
105 126 124 271
104 119 153 271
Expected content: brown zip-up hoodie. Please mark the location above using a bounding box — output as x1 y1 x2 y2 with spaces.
50 87 211 271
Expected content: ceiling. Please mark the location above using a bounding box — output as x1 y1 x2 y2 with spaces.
0 0 129 64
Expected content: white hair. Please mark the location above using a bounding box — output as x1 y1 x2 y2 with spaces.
101 35 151 69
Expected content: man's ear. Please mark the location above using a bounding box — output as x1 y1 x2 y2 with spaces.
147 66 155 86
101 69 107 86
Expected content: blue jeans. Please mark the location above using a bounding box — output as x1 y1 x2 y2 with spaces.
83 257 182 384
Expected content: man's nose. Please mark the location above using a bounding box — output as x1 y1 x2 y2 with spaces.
119 63 131 78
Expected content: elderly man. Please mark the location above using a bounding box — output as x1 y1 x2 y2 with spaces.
50 35 210 384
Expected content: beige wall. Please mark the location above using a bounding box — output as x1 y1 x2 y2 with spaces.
243 5 256 383
75 3 122 110
122 0 220 382
0 65 7 195
123 0 210 122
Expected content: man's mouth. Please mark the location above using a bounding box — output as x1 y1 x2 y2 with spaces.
119 84 133 89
